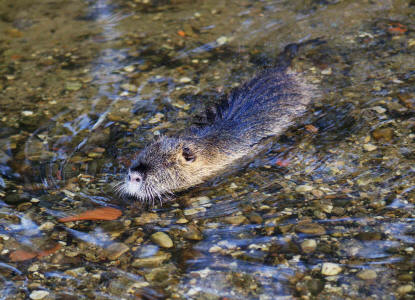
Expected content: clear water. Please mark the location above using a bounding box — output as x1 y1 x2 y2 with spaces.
0 0 414 299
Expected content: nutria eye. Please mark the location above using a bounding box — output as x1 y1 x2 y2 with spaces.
182 147 195 162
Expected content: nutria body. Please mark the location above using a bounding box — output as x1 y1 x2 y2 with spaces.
117 63 315 203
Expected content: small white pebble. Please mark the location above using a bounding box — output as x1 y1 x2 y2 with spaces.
397 285 413 294
30 290 50 300
28 264 39 272
22 111 34 116
216 36 228 45
296 185 314 193
187 287 202 296
179 77 192 83
321 263 342 276
209 246 222 253
405 247 414 253
176 218 188 224
0 234 10 240
371 106 386 114
229 182 238 189
363 144 377 152
39 222 55 231
321 68 332 75
124 65 135 72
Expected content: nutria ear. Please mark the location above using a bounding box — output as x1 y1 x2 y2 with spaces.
182 147 196 162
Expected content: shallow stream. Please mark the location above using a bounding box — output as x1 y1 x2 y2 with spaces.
0 0 415 299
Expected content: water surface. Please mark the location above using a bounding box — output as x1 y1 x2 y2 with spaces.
0 0 414 299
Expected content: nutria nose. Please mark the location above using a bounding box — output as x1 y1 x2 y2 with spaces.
128 172 142 183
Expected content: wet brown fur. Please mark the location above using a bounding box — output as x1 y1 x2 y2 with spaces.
117 67 316 203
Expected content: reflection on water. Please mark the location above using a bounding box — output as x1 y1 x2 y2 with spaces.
0 0 415 299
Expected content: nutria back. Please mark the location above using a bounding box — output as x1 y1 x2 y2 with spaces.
118 67 315 203
191 68 313 152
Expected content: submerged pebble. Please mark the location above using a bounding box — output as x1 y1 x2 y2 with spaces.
29 290 50 300
179 77 192 83
296 223 326 235
363 143 377 152
216 36 229 45
296 185 314 193
150 232 173 248
134 212 159 225
224 215 247 225
105 243 130 260
182 225 203 241
120 83 138 92
132 251 171 268
321 263 342 276
301 239 317 253
1 1 414 299
357 269 377 280
39 222 55 231
65 81 82 91
397 285 413 295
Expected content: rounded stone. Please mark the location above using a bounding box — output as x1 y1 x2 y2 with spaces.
296 185 314 193
176 218 189 224
301 239 317 253
363 143 377 152
105 242 130 260
120 83 138 92
224 215 247 225
179 77 191 83
216 36 229 45
39 222 55 231
150 232 173 248
132 251 171 268
397 285 413 295
357 269 377 280
372 128 393 141
321 263 342 276
306 278 325 296
30 290 50 300
248 212 263 224
183 225 203 241
124 65 135 72
134 212 159 225
296 223 326 235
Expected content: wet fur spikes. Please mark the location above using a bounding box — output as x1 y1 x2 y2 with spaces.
118 40 321 204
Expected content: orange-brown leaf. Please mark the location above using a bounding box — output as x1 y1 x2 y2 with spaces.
58 207 122 222
177 30 186 37
37 244 62 258
9 250 37 262
10 54 22 61
275 159 290 167
305 124 319 133
388 23 407 34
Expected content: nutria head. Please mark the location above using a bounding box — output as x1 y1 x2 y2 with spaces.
116 136 224 204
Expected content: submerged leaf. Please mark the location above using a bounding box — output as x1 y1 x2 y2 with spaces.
58 207 122 222
37 244 62 258
9 250 37 262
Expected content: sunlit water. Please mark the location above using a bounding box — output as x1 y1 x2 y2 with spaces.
0 0 414 299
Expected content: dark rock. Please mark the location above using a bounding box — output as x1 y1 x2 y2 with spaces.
4 192 31 205
307 278 325 296
372 127 394 142
356 232 382 241
295 223 326 235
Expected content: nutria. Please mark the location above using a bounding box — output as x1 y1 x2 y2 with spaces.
117 41 318 204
